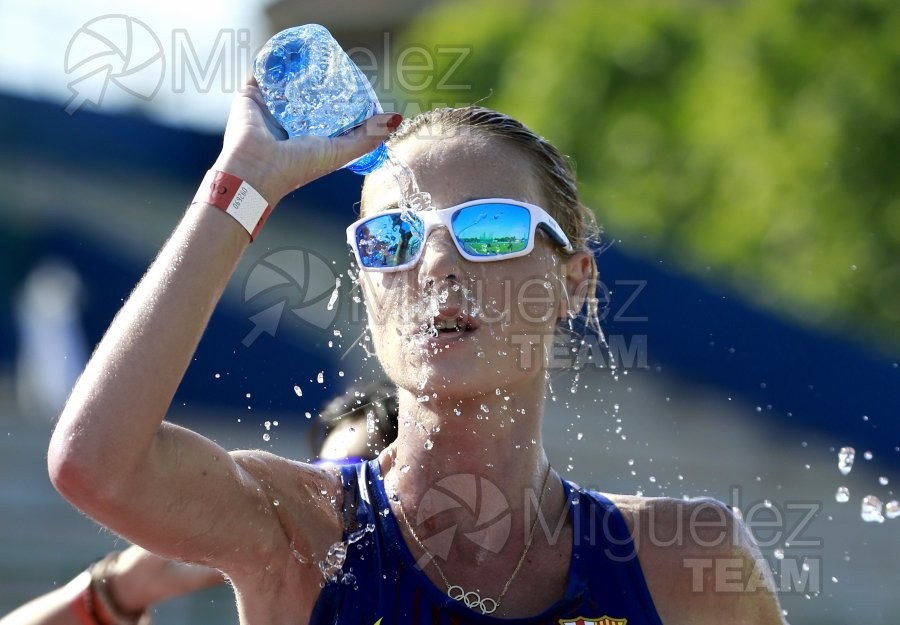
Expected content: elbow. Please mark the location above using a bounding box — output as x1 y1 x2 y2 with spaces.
47 420 112 508
47 429 91 504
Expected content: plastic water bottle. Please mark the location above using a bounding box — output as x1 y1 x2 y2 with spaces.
253 24 388 175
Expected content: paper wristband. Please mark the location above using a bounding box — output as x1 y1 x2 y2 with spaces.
192 170 273 241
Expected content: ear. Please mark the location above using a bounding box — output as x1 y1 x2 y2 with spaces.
558 251 592 320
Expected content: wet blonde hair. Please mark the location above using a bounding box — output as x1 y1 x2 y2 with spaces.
386 106 602 334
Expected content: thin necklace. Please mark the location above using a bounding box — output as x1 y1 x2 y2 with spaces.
393 464 554 616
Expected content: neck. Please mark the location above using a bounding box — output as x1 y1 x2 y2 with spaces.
384 375 551 514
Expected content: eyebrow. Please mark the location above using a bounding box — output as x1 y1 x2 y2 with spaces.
366 196 489 214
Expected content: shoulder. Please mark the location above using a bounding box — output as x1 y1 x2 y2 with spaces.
594 492 786 625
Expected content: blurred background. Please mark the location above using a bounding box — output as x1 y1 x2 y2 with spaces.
1 0 898 623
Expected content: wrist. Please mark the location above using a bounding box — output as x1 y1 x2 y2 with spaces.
193 168 274 241
212 153 282 206
101 554 154 614
84 554 150 625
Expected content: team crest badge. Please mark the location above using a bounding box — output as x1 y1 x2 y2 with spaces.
558 617 627 625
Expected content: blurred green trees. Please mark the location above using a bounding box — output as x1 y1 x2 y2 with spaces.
389 0 900 352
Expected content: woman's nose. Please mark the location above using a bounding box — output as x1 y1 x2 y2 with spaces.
418 226 462 284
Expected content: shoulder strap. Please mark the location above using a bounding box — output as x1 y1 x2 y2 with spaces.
337 461 368 539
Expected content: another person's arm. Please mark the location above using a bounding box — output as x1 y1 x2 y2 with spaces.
47 78 399 581
0 545 223 625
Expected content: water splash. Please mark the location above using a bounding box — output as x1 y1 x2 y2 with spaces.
835 486 850 503
318 541 348 582
385 146 432 215
347 522 376 545
316 524 375 585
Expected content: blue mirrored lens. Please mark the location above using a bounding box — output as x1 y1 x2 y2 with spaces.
354 213 423 268
451 204 530 256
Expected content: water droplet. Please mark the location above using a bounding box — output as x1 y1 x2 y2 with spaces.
885 500 900 519
326 277 340 311
416 395 429 403
863 450 873 461
317 371 324 384
878 476 889 486
400 464 410 473
293 385 303 396
838 447 855 475
424 439 434 450
273 499 280 506
305 411 312 419
861 495 884 523
264 421 271 430
245 392 252 399
835 487 850 503
577 432 583 441
262 433 270 442
214 373 221 379
774 548 785 560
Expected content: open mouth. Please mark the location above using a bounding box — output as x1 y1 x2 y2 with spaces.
430 309 480 335
433 316 477 333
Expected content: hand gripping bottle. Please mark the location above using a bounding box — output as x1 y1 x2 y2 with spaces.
253 24 388 175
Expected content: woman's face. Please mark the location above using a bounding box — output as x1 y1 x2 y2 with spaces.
357 133 581 400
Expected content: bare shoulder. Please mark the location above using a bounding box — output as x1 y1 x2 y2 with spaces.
226 451 345 594
600 493 786 625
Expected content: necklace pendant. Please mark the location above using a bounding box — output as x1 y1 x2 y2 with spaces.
447 585 498 614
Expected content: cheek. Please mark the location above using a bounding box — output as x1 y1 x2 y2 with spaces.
488 255 565 329
359 271 417 331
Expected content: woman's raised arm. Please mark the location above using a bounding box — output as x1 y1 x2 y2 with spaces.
47 77 400 577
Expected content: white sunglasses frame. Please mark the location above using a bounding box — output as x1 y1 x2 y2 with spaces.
345 198 574 273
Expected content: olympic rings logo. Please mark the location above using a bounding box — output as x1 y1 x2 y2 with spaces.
448 585 498 614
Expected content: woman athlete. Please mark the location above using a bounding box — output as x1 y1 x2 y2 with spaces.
48 77 785 625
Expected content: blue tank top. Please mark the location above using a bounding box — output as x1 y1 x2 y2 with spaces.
309 459 665 625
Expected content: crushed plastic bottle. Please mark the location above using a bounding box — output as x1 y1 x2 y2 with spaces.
254 24 388 174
